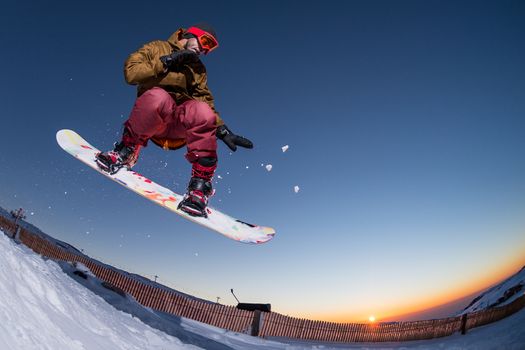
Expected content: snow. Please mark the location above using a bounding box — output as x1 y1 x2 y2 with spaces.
460 267 525 314
0 232 196 350
1 231 524 350
294 185 300 193
281 145 289 153
265 164 273 172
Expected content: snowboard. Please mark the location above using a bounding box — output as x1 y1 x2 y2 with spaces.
56 129 275 244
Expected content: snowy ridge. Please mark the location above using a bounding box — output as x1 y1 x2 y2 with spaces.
461 266 525 314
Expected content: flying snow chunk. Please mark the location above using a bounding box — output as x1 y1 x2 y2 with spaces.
294 185 300 193
265 164 273 172
282 145 289 153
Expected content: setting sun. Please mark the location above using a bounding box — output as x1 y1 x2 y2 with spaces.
369 315 376 323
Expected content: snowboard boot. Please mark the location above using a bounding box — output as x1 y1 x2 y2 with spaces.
96 141 141 175
178 158 217 218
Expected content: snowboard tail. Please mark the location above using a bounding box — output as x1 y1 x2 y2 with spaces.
56 129 275 244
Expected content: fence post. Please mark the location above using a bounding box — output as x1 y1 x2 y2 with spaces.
7 226 15 239
251 310 262 336
460 314 468 335
13 226 22 242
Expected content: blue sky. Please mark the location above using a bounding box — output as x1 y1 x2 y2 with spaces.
1 0 524 321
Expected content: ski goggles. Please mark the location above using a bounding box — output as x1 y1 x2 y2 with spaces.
186 27 219 54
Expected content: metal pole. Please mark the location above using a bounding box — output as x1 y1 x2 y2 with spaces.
231 288 241 303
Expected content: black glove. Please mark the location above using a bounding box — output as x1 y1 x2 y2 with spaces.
216 124 254 152
160 50 199 71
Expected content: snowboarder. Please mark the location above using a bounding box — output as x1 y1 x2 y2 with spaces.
96 23 253 218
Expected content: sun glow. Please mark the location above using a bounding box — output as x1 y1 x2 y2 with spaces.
368 315 376 323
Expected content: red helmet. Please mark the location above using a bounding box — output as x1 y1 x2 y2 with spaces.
186 24 219 54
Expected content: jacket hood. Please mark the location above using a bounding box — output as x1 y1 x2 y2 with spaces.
167 28 186 49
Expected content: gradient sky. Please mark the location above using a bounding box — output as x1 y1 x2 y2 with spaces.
1 0 524 322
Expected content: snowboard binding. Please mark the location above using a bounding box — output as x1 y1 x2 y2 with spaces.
178 177 214 218
95 142 140 175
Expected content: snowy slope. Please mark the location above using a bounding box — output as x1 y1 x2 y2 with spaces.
461 266 525 314
1 231 524 350
0 231 200 350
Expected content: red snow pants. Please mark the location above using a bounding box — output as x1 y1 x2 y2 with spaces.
122 87 217 163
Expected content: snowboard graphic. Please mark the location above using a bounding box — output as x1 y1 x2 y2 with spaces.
56 129 275 244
